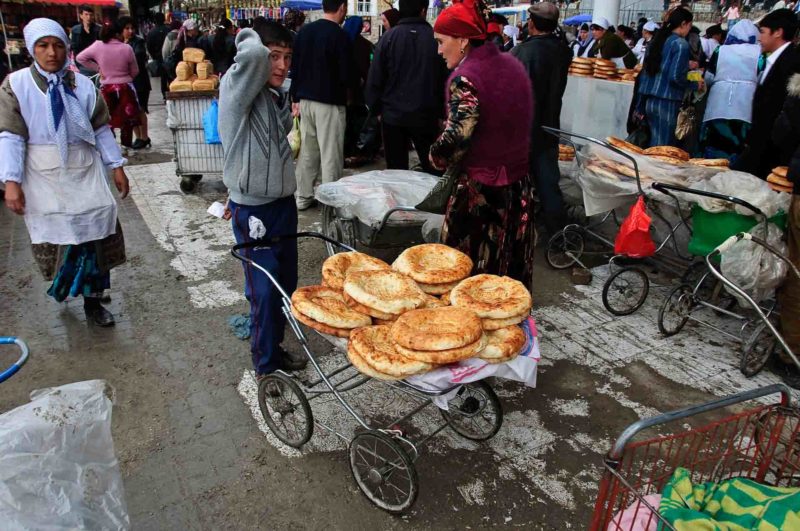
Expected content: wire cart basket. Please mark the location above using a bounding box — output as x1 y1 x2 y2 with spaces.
165 91 223 193
592 384 800 530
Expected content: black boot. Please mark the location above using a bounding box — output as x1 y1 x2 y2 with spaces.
83 297 115 327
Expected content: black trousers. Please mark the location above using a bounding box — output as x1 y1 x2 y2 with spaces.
382 122 440 175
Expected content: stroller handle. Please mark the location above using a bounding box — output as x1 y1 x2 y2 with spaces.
651 182 767 223
231 231 356 262
0 337 29 384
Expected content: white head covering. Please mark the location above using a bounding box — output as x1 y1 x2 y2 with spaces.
182 19 199 31
503 24 519 44
591 16 610 30
23 18 96 165
724 19 759 45
643 21 658 32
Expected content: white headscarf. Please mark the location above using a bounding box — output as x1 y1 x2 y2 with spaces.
23 18 96 165
503 24 519 42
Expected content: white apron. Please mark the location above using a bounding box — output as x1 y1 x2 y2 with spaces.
23 143 117 245
703 43 760 124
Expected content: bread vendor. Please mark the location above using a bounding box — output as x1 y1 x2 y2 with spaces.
0 18 130 327
589 17 638 69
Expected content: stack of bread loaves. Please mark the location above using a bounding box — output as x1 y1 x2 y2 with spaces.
392 244 473 296
168 48 219 92
767 167 793 193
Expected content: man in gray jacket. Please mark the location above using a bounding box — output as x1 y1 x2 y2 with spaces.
220 22 304 379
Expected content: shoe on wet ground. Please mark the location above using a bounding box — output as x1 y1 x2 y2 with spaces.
83 300 115 327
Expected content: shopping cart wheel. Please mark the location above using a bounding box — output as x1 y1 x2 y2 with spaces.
349 430 419 514
257 373 313 448
602 266 649 316
740 322 778 377
658 284 693 336
545 229 585 270
179 176 201 193
440 381 503 441
321 205 357 256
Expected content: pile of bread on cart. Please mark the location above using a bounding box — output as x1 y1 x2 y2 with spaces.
568 57 639 83
168 47 220 92
290 244 532 380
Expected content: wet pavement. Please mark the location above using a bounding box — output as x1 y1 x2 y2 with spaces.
0 87 793 529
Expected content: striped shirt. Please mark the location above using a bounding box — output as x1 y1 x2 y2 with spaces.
637 34 695 102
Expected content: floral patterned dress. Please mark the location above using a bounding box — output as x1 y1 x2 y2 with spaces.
430 75 535 287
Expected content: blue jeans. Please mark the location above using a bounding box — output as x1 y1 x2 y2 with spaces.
230 197 298 375
530 145 567 234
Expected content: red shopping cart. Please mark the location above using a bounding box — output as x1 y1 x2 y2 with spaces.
591 384 800 530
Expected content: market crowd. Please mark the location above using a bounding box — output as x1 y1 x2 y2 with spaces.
1 2 799 386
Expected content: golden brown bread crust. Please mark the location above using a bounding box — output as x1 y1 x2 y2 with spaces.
479 326 526 363
291 306 354 338
350 326 433 376
767 173 793 187
321 252 390 290
391 307 483 351
344 270 426 315
688 158 730 168
648 155 685 165
482 312 528 330
394 334 487 364
343 291 396 320
292 286 372 329
606 136 645 154
392 244 473 284
643 146 690 161
347 344 403 380
450 274 532 319
772 166 789 178
416 279 460 295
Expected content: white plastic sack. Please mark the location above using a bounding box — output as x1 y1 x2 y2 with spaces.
315 170 440 227
421 215 445 243
720 223 788 305
0 380 129 530
692 171 791 218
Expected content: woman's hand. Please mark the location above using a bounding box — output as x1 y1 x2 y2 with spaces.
3 181 25 215
112 167 130 199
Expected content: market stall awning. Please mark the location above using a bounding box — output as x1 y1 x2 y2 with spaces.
27 0 121 6
281 0 322 10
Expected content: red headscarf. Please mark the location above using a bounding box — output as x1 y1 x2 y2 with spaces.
433 0 487 41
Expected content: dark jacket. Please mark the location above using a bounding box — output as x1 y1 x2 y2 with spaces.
365 17 448 127
71 23 100 74
289 19 352 106
128 35 151 95
512 33 572 151
146 23 170 62
773 72 800 194
199 33 236 76
735 44 799 178
596 31 637 69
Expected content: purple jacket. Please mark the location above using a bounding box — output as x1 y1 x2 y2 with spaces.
76 39 138 85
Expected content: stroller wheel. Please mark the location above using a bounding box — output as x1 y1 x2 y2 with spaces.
740 322 778 377
257 373 313 448
321 205 357 256
545 229 585 269
602 266 650 316
658 284 694 336
349 430 419 513
440 381 503 441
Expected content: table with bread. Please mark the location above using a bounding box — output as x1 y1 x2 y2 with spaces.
168 47 220 92
288 244 538 382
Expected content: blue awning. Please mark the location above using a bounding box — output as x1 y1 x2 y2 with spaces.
281 0 322 10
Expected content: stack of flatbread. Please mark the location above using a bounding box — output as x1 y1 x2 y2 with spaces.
767 167 793 193
347 325 432 380
290 286 372 338
450 274 532 330
559 144 576 162
569 57 595 77
392 243 473 298
343 269 427 324
606 136 644 155
642 146 690 165
390 307 487 364
593 59 619 81
321 251 391 290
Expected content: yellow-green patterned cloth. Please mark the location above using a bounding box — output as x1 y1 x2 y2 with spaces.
658 467 800 530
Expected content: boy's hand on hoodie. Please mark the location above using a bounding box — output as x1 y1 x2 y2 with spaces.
292 102 300 118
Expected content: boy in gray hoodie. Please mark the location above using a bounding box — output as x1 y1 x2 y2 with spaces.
220 22 304 378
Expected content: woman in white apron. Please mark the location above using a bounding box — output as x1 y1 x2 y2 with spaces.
700 20 760 162
0 18 130 326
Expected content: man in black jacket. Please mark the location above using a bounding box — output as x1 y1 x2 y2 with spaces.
512 2 572 234
734 9 799 178
70 5 100 77
365 0 447 173
146 12 171 99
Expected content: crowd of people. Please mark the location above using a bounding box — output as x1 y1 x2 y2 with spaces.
0 1 798 385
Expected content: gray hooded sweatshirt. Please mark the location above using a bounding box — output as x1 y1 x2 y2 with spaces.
219 29 295 205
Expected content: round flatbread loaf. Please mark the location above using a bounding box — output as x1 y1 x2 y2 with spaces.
421 293 448 308
558 144 576 154
643 146 690 161
392 244 473 284
343 291 395 320
649 155 685 165
594 58 616 67
344 270 426 315
321 252 390 290
394 334 487 365
767 173 793 187
291 306 354 338
391 307 482 351
350 326 432 376
572 57 593 64
587 163 620 180
769 183 794 193
772 166 789 178
450 274 532 319
347 344 402 380
482 312 528 331
479 326 526 363
606 136 645 154
416 279 460 295
689 158 730 168
292 286 372 329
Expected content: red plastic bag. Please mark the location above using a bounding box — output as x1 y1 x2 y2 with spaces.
614 196 656 258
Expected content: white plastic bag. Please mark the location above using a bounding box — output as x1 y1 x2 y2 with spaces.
0 380 129 530
693 171 791 218
720 223 788 305
421 215 445 243
288 116 301 159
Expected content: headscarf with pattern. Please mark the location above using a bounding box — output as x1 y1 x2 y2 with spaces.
433 0 487 41
23 18 96 165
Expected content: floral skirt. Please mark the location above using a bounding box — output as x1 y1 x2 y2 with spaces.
100 83 140 147
441 174 535 288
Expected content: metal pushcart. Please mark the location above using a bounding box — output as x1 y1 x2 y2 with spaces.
231 232 504 513
0 337 29 384
592 384 800 530
321 204 429 257
165 91 223 193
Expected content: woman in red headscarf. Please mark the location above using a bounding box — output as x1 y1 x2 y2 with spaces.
429 0 535 287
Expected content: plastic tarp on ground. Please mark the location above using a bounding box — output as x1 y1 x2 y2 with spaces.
315 170 440 227
0 380 129 530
